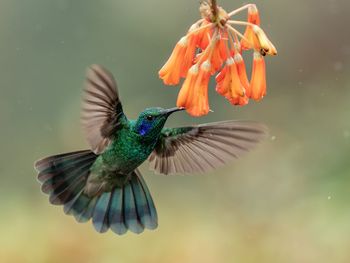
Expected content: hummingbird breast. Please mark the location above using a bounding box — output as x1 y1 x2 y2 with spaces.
97 128 158 174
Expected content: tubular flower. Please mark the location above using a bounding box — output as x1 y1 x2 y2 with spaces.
215 58 247 106
250 51 266 101
234 53 250 97
177 61 211 116
252 26 277 56
197 20 212 50
159 36 188 85
181 23 204 77
241 5 260 50
159 0 277 116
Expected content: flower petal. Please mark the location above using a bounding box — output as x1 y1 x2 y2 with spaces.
180 23 211 78
210 42 225 74
234 53 251 97
228 60 245 98
241 5 260 50
197 21 212 50
177 65 199 108
250 51 266 101
177 62 211 117
252 26 277 56
159 36 188 85
228 95 249 106
196 36 226 75
215 66 227 85
216 58 245 100
180 34 199 78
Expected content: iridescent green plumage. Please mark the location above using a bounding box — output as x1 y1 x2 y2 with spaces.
85 107 183 196
34 65 267 235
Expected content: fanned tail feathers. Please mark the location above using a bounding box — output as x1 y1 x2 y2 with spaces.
35 151 158 235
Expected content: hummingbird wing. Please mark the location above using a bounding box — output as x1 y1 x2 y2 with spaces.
148 121 267 175
81 65 125 154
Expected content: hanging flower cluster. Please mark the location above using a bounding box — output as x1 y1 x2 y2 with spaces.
159 1 277 116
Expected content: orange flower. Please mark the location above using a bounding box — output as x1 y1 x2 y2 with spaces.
241 5 260 50
234 53 250 97
197 35 226 74
252 26 277 56
177 65 198 108
215 58 246 105
210 40 225 73
159 36 188 85
228 95 249 106
160 1 277 116
250 51 266 101
197 20 212 50
177 62 211 116
180 24 206 78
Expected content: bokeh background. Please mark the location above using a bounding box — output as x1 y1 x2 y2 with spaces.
1 0 350 262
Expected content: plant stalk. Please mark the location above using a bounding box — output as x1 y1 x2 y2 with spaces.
211 0 218 19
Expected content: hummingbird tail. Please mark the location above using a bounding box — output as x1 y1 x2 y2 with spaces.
35 150 98 205
105 170 158 235
35 152 157 234
68 169 158 234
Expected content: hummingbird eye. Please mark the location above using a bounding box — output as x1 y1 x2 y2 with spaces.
146 115 154 121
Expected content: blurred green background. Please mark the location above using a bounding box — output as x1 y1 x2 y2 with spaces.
1 0 350 262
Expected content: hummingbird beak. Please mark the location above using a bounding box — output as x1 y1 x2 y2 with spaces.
162 107 185 116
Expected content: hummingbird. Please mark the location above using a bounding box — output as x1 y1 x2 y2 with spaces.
34 65 267 235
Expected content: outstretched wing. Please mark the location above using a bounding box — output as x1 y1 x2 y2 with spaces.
148 121 267 175
81 65 126 154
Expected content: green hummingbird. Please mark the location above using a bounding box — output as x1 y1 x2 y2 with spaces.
34 65 267 235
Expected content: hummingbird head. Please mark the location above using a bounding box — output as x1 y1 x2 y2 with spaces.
134 107 184 138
